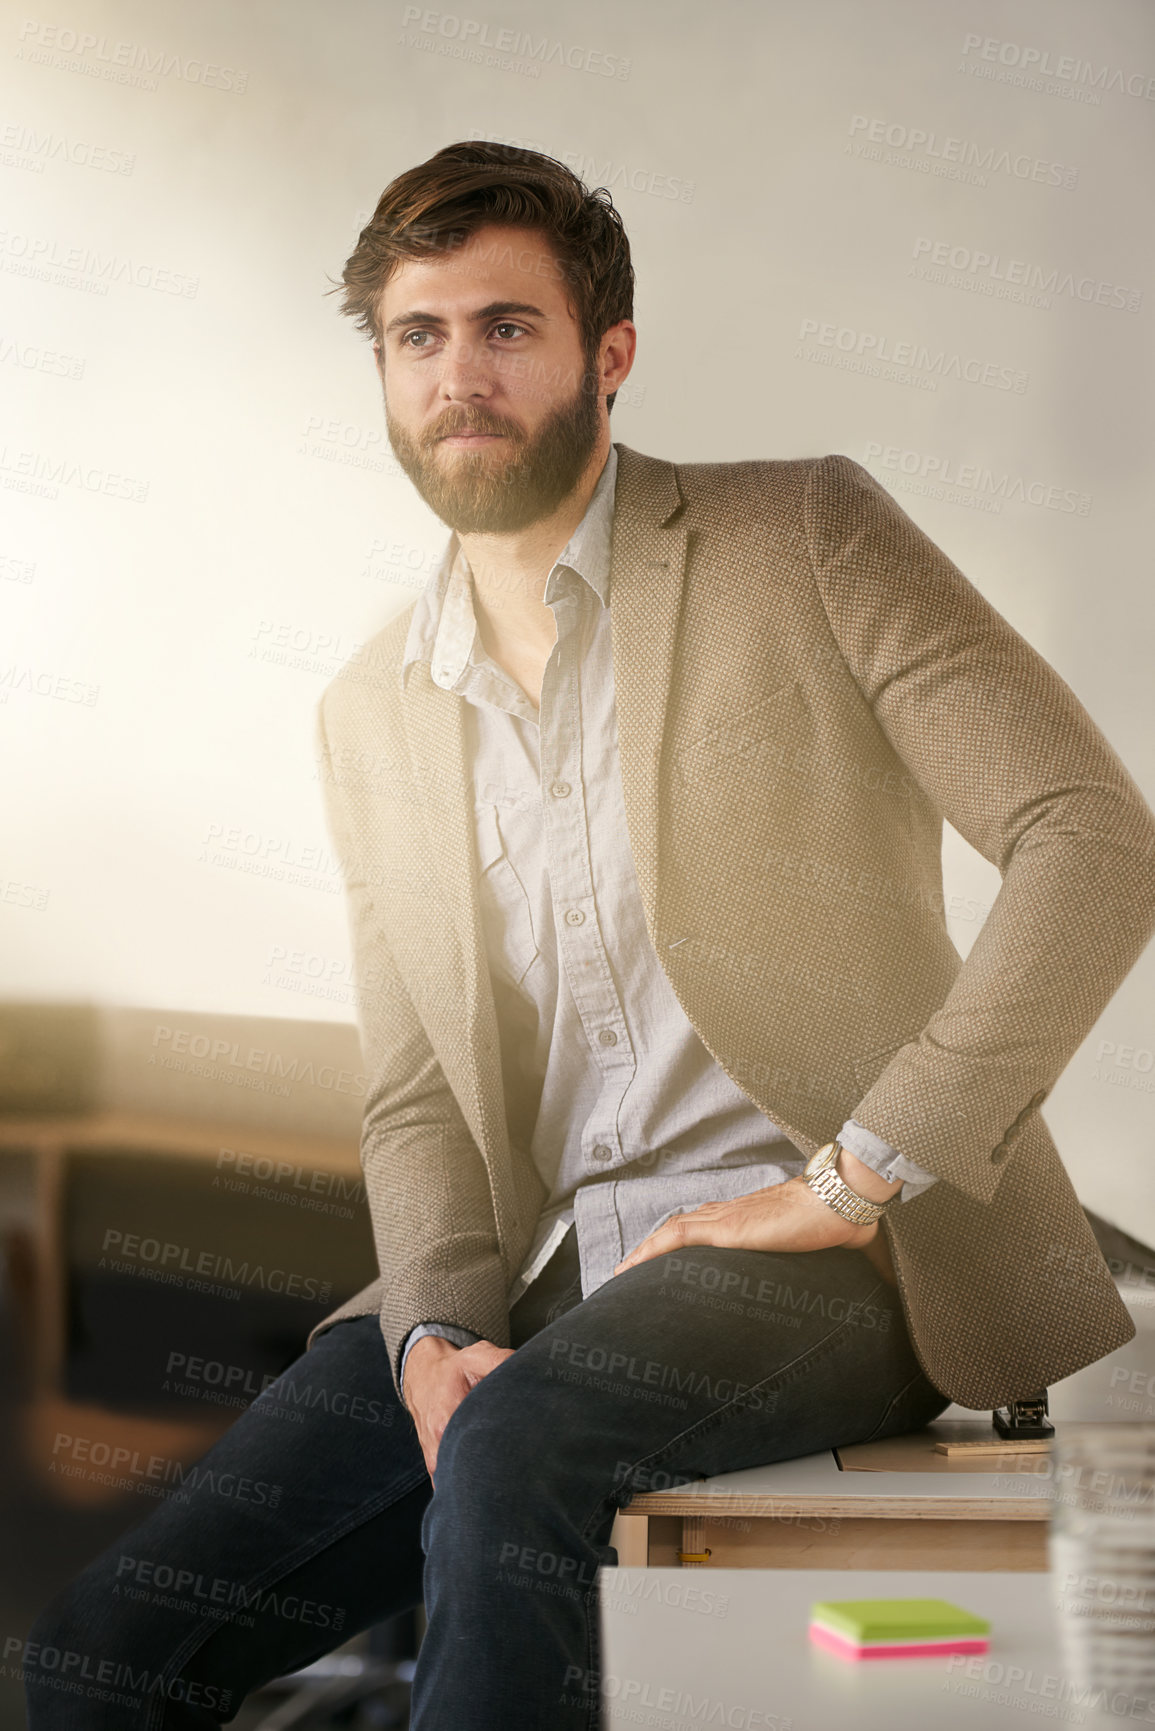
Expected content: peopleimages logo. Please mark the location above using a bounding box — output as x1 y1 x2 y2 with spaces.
0 121 135 174
0 445 148 501
16 19 249 92
99 1227 333 1304
863 441 1091 515
0 335 86 380
847 115 1078 188
797 318 1027 394
0 228 198 297
960 33 1155 101
149 1023 367 1097
113 1555 346 1630
910 237 1142 313
6 1635 232 1717
398 7 630 78
466 129 694 202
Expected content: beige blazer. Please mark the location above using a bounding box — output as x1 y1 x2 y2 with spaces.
308 442 1154 1408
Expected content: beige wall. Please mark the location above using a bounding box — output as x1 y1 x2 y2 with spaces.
3 0 1153 1236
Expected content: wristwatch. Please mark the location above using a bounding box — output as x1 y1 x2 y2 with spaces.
802 1140 897 1227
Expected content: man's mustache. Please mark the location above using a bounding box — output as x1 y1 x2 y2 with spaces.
429 418 520 443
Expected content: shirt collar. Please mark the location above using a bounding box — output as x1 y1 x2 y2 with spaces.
399 442 618 694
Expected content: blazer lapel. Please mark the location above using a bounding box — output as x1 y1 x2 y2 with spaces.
607 443 689 932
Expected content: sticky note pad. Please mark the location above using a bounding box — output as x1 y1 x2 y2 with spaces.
808 1597 990 1661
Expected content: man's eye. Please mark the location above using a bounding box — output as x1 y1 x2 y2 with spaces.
400 325 525 349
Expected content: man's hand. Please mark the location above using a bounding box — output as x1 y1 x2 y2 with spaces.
613 1153 901 1276
403 1335 514 1482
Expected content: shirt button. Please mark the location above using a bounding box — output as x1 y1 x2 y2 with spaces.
590 1144 614 1163
565 908 585 926
598 1029 618 1046
550 781 572 799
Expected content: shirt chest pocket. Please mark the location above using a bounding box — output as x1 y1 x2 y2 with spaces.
474 802 540 988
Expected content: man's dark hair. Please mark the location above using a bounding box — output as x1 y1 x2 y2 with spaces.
332 139 635 411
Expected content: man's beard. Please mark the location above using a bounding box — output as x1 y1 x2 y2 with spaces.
384 368 601 534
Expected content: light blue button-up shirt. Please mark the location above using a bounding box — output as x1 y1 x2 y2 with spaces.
396 444 936 1386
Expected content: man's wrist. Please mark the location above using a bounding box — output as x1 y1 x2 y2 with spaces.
837 1119 939 1201
400 1328 473 1400
405 1335 461 1377
835 1143 904 1206
401 1334 460 1408
408 1334 460 1356
399 1321 481 1395
801 1139 900 1227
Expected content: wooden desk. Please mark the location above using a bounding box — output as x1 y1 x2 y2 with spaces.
614 1420 1061 1572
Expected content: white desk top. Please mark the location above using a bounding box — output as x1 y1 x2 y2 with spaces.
600 1567 1142 1729
626 1437 1056 1519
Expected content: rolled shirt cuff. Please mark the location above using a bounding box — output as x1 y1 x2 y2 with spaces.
837 1118 939 1203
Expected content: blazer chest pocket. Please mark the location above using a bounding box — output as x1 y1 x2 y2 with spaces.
674 680 809 790
474 803 539 988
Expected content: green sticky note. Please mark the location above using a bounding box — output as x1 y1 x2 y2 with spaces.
810 1598 990 1642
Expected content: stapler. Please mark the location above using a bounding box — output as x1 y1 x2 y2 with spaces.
992 1389 1054 1441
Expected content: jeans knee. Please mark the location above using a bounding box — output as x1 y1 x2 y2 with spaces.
423 1378 545 1556
433 1379 513 1505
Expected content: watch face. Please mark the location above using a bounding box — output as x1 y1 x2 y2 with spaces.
805 1142 835 1178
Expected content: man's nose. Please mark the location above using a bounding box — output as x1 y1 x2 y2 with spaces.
438 337 493 401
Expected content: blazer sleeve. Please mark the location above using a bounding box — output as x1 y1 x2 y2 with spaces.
804 452 1155 1204
316 692 511 1391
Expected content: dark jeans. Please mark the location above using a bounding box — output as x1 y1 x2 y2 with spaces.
24 1228 949 1729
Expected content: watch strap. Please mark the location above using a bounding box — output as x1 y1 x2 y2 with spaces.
803 1140 893 1226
